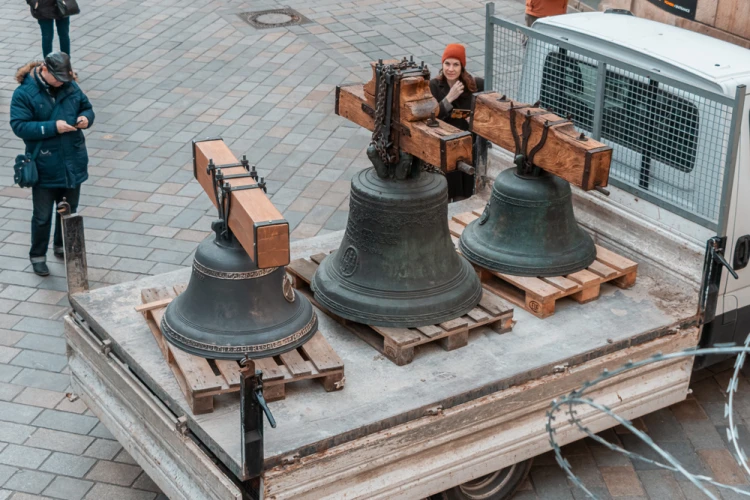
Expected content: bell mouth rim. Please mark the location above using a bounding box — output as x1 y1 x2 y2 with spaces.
160 309 319 360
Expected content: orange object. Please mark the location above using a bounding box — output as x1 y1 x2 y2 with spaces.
526 0 568 18
441 44 466 67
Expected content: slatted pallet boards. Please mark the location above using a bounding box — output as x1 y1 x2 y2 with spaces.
450 211 639 319
286 254 515 366
136 286 345 414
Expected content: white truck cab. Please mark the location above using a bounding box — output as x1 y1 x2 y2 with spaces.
506 11 750 368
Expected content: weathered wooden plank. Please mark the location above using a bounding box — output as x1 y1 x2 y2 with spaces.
373 327 424 347
466 308 490 323
135 298 173 314
478 289 513 316
567 269 601 287
309 253 328 265
287 259 317 284
336 84 472 172
448 219 465 238
416 325 444 338
589 260 619 279
193 139 289 268
542 275 580 293
214 360 241 388
452 212 479 227
595 245 638 273
438 318 470 334
470 93 612 191
497 274 562 298
300 332 344 373
254 357 286 382
279 349 313 377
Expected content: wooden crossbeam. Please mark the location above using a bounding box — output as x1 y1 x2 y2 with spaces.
470 92 612 191
192 138 289 268
335 60 473 172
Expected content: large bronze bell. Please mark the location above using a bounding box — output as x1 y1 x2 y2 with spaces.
161 222 318 360
311 166 483 327
459 167 596 277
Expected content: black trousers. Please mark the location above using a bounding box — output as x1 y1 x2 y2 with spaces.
30 185 81 262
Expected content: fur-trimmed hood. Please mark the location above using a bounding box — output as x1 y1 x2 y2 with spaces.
15 61 42 84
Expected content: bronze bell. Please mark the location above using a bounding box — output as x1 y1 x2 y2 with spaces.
311 165 483 327
459 167 596 277
161 222 318 360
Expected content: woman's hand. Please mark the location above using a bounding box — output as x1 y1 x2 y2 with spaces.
75 116 89 129
56 120 76 133
446 81 465 103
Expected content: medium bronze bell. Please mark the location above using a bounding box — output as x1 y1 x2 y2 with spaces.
161 222 318 360
311 167 482 327
459 167 596 277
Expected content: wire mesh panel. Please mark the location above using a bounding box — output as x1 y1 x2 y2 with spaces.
485 15 740 230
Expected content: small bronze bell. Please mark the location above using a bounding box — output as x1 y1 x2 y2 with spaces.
459 167 596 277
311 164 482 327
161 222 318 359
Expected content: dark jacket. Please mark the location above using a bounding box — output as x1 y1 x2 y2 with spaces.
429 76 485 131
10 62 94 189
27 0 62 20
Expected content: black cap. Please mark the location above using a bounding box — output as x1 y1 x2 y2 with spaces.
44 52 73 83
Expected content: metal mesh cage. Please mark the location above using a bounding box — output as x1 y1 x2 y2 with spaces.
485 16 741 230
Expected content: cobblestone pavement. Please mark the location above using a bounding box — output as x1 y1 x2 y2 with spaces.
0 0 747 499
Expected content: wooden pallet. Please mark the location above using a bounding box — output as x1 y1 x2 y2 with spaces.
286 254 515 366
136 286 345 414
450 211 639 319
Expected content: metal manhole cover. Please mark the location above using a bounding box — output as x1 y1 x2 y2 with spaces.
238 8 310 29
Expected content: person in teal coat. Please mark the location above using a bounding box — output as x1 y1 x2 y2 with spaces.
10 52 94 276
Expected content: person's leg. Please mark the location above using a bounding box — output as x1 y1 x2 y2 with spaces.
55 17 70 55
30 187 57 263
38 19 54 57
52 185 81 255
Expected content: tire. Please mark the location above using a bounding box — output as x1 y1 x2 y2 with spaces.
432 458 534 500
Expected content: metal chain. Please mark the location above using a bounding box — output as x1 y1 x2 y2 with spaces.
372 64 390 165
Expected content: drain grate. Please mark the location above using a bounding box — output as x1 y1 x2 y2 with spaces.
238 8 310 29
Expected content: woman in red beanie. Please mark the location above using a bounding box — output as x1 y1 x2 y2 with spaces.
429 43 484 131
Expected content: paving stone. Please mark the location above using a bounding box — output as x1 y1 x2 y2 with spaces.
530 465 575 500
0 465 17 487
87 424 115 441
12 335 66 355
85 461 141 487
0 445 51 469
10 369 70 392
82 440 121 461
0 365 22 384
0 401 43 424
42 476 93 500
3 470 54 495
24 429 95 455
130 474 159 493
0 422 35 444
32 410 99 436
10 351 68 373
697 449 748 486
0 383 24 402
40 452 96 479
11 318 63 337
83 483 155 500
12 388 65 409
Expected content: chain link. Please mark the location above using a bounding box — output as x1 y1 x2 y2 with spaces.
372 64 391 166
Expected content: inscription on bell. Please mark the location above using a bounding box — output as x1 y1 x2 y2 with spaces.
340 246 358 276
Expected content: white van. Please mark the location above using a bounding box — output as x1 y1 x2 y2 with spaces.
497 10 750 367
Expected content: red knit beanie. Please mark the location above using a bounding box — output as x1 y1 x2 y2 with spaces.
442 44 466 68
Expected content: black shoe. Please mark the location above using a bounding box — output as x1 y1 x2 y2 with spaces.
32 262 50 276
53 247 64 258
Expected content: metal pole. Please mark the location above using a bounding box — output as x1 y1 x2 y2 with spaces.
591 62 607 141
484 2 495 91
57 200 89 297
717 85 746 237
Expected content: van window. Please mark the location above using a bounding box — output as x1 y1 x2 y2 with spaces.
540 52 699 173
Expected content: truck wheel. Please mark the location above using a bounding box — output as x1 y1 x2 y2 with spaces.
434 459 533 500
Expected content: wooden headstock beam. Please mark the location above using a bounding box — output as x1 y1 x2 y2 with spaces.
335 60 473 171
470 92 612 191
193 138 289 269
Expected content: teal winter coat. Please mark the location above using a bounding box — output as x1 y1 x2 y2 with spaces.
10 63 95 189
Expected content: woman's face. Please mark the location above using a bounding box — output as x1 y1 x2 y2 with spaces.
442 58 462 81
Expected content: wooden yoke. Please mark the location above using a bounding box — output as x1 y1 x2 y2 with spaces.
335 60 473 171
193 139 289 269
470 93 612 191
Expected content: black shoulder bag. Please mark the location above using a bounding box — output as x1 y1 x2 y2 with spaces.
57 0 80 16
